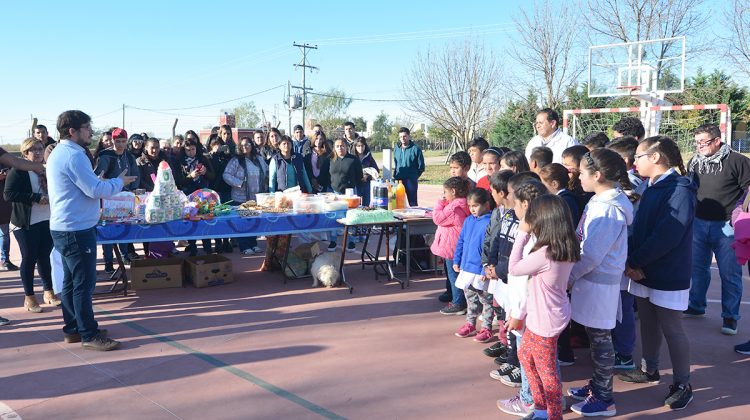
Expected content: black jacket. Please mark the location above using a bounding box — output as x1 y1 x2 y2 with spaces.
137 152 183 192
3 168 44 229
330 154 363 194
304 153 331 192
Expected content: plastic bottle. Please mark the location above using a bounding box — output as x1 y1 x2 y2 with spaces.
395 180 406 209
388 180 397 210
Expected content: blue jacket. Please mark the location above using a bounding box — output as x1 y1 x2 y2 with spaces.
628 172 697 291
393 141 425 180
454 212 492 275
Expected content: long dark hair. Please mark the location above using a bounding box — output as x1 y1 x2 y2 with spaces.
562 145 589 193
525 195 581 262
539 163 570 192
353 137 371 160
581 148 637 202
500 150 530 173
467 188 495 211
638 136 686 175
179 138 205 161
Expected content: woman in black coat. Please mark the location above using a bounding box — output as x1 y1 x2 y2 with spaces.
3 138 57 313
330 138 363 194
304 133 332 193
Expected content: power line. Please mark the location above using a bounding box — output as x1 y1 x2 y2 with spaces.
308 23 515 45
127 84 286 112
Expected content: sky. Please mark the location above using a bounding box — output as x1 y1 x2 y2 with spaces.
0 0 729 143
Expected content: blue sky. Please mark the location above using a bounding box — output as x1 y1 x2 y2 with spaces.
0 0 726 143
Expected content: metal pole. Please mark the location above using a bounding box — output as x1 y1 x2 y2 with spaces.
122 104 125 129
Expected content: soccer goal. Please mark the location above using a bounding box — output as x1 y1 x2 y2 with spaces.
563 104 732 152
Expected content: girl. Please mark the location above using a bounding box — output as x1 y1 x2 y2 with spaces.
539 163 581 227
223 137 269 255
218 124 237 155
267 128 282 154
253 130 274 162
304 133 332 193
453 188 494 342
500 150 531 173
618 136 695 411
561 145 593 210
178 138 215 256
353 137 379 207
509 194 580 420
4 138 56 312
329 138 363 194
432 177 471 315
208 137 233 253
567 149 634 418
93 131 113 157
268 136 312 193
476 148 503 191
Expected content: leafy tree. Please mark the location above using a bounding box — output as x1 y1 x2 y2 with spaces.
370 112 392 151
306 88 352 133
223 101 260 128
490 91 539 151
350 116 367 133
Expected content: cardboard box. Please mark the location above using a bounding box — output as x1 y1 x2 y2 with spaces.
184 254 234 288
130 258 183 290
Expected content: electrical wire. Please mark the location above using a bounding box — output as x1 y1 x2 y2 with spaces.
127 84 286 112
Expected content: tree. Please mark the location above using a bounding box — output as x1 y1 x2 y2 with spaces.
670 69 750 121
350 116 367 133
721 0 750 79
369 112 392 151
306 88 352 133
223 101 260 128
402 39 502 150
490 91 539 151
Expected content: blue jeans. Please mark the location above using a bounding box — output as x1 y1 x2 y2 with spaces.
238 236 257 251
102 243 128 264
689 218 743 320
0 223 10 262
401 178 419 207
613 290 636 357
444 260 465 307
51 228 99 341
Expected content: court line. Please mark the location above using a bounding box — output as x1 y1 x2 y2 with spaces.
706 299 750 305
95 307 347 420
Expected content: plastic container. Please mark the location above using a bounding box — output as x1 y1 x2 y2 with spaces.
293 195 325 213
395 181 407 209
255 193 274 208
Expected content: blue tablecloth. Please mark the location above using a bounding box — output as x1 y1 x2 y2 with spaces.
96 210 347 244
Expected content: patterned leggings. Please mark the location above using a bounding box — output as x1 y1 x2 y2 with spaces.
464 285 494 330
518 330 562 420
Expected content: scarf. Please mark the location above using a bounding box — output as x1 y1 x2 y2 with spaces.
689 143 731 175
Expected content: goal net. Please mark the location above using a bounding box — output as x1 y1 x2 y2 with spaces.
563 104 733 152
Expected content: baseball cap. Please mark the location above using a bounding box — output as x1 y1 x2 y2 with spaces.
112 128 128 139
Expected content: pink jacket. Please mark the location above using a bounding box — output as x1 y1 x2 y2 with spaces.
430 197 470 260
509 231 574 338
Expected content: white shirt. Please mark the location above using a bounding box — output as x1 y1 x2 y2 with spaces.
28 171 50 226
525 129 578 164
468 162 486 183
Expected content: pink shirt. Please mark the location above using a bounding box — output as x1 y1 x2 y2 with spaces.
508 231 573 338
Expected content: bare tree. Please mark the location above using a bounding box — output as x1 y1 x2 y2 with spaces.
401 39 501 149
721 0 750 79
507 4 584 110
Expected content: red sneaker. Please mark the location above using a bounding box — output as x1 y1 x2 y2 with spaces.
474 327 494 343
455 322 477 338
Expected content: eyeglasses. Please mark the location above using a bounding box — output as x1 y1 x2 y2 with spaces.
634 152 653 160
26 147 44 153
695 137 718 146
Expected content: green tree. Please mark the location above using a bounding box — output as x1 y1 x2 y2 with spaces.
490 91 539 151
223 101 260 128
350 116 367 133
306 88 353 133
370 112 391 151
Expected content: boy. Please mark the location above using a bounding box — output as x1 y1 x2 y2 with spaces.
529 146 553 175
476 148 502 191
448 151 476 189
467 138 490 182
581 132 610 150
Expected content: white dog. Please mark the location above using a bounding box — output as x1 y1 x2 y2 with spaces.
311 251 340 288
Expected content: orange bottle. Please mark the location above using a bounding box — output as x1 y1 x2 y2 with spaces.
395 180 407 209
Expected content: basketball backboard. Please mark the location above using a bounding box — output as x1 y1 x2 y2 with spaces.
588 36 685 97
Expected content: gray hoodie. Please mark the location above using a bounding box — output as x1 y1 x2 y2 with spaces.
569 188 634 286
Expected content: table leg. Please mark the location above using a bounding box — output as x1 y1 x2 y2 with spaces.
405 224 411 287
111 245 128 296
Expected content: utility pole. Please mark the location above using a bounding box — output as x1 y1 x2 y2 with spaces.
292 42 318 130
122 104 125 129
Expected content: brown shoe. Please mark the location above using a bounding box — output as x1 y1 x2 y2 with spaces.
43 290 62 306
64 329 108 344
23 295 43 313
82 334 120 351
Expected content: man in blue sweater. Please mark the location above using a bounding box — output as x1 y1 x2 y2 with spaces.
48 110 136 351
393 127 425 206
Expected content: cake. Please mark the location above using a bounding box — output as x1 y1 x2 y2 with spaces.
343 208 395 224
144 162 183 223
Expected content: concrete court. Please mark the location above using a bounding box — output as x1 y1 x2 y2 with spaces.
1 184 749 419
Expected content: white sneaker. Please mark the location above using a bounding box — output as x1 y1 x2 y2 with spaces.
251 246 263 254
241 249 254 255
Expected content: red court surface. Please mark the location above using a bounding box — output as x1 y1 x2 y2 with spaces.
1 185 749 419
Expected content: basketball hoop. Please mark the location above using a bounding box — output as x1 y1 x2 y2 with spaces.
616 86 641 96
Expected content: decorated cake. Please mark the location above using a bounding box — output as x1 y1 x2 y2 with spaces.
342 208 395 224
144 162 184 223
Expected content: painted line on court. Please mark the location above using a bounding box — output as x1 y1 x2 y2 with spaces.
707 299 750 305
95 307 347 420
0 402 22 420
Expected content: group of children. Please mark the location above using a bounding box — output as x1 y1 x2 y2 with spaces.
430 133 695 419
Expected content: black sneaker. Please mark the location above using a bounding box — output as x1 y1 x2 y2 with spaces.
0 316 10 326
735 339 750 355
683 307 705 317
664 383 693 410
438 291 452 303
494 353 509 366
618 369 660 384
614 353 636 370
500 367 523 388
327 242 337 252
484 341 508 358
104 263 115 274
439 303 467 315
1 261 19 271
82 334 121 351
347 241 356 250
722 318 738 335
494 362 517 377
